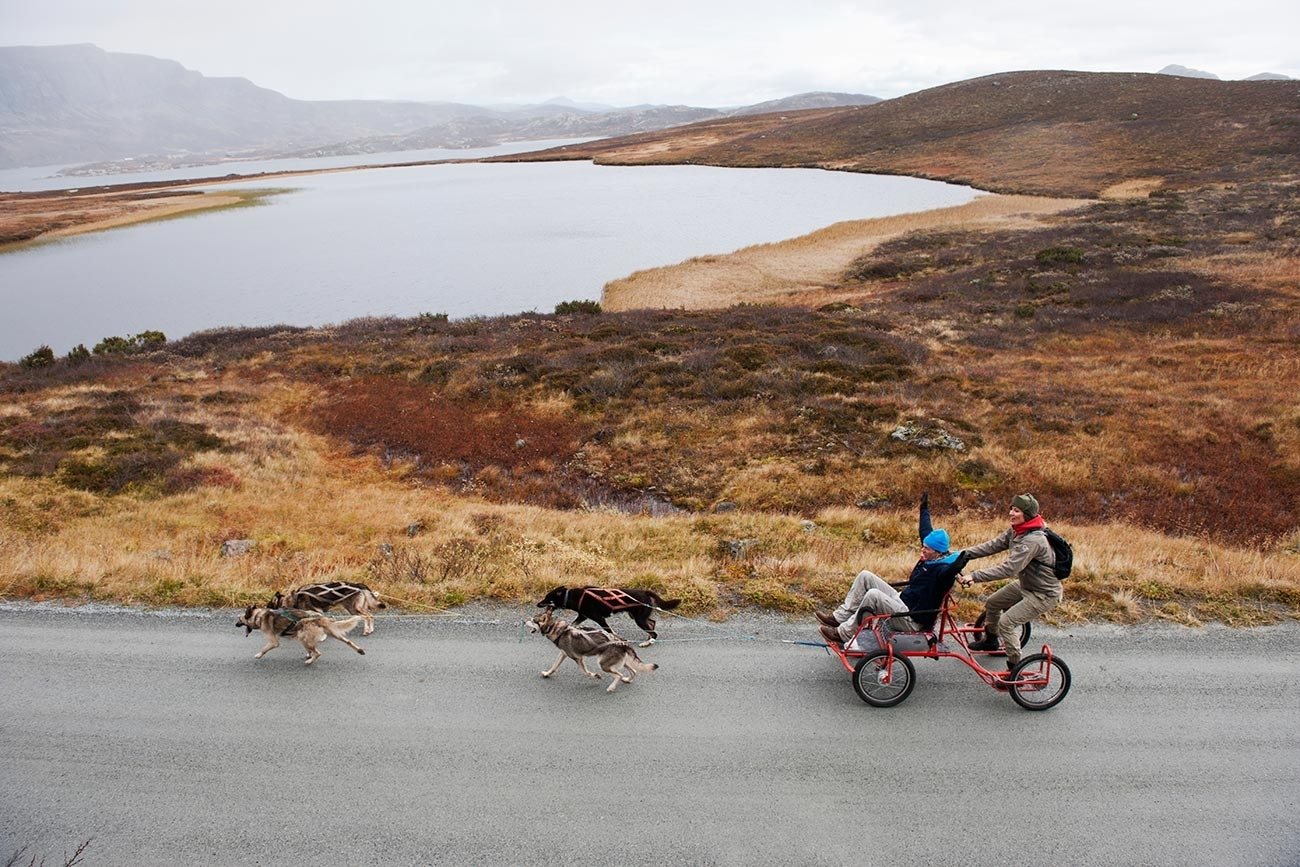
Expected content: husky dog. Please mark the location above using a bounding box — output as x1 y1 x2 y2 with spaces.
272 582 386 635
537 586 681 647
526 606 658 693
236 606 367 665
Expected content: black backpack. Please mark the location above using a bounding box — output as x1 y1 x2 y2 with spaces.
1042 528 1073 579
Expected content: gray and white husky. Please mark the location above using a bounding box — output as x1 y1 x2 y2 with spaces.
526 606 658 693
236 605 367 665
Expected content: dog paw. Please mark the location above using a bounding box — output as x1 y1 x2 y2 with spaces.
357 648 366 655
541 671 552 678
639 639 655 647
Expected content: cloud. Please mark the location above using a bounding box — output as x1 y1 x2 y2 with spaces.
2 0 1297 105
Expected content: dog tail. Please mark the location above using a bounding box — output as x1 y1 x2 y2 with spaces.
624 648 658 673
333 615 364 635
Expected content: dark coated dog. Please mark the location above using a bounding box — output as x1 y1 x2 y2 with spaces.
537 586 681 647
270 581 386 635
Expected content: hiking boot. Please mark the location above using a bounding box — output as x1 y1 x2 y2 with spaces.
967 634 1001 652
814 609 840 628
819 625 843 646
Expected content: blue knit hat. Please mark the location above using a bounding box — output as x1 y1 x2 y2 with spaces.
922 529 950 553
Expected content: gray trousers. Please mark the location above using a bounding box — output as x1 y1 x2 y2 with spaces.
832 570 912 641
981 581 1060 666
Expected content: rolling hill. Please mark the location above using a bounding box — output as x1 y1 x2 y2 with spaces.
0 44 877 169
509 70 1300 197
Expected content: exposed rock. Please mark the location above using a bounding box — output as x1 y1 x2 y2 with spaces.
406 521 425 537
719 538 758 559
889 423 966 451
712 500 738 514
220 539 255 557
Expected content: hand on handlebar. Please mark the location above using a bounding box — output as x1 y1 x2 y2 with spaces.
958 574 973 588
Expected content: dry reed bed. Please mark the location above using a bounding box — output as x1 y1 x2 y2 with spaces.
602 194 1089 311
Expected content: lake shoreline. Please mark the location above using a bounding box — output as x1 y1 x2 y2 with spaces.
601 192 1090 311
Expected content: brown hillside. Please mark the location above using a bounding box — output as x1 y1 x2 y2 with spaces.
504 71 1300 197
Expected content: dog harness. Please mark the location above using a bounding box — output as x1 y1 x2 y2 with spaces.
291 582 367 607
571 587 652 612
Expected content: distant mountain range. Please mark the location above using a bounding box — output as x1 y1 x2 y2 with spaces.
0 44 879 170
1157 63 1293 81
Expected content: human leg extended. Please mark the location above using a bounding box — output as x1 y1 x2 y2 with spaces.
835 572 906 641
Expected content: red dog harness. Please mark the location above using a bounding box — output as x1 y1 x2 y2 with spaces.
568 587 650 612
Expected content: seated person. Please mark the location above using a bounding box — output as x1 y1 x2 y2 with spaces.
816 493 962 645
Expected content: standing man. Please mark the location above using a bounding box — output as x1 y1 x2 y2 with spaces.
959 494 1061 681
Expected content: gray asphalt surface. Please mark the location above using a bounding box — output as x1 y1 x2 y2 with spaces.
2 603 1298 867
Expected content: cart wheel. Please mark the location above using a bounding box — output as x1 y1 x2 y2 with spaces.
852 651 916 708
969 613 1032 648
1008 653 1071 711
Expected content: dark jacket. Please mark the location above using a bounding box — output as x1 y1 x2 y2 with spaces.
899 502 962 629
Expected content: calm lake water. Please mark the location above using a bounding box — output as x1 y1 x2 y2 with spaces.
0 160 978 360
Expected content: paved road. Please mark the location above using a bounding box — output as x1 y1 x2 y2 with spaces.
2 603 1298 866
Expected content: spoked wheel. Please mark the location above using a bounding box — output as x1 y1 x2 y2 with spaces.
1008 653 1071 711
852 650 916 708
970 613 1031 648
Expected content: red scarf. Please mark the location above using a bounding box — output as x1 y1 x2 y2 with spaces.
1013 514 1045 536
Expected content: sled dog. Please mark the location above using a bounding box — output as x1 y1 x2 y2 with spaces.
537 586 680 646
526 606 658 693
236 606 367 665
272 582 386 635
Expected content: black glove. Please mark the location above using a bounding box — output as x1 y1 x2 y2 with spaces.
920 491 929 509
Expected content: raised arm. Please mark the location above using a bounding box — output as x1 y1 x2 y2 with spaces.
918 491 932 543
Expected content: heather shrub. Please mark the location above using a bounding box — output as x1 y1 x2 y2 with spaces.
310 377 587 476
19 346 55 369
92 330 167 356
555 299 602 315
1035 246 1085 266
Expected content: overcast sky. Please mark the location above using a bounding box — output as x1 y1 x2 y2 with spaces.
4 1 1297 106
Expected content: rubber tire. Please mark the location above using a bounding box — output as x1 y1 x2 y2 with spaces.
852 650 917 708
1008 653 1072 711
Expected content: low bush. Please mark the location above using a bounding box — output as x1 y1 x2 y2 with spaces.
555 299 602 315
19 346 54 369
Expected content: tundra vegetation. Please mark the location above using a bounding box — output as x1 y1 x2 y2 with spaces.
1 71 1297 626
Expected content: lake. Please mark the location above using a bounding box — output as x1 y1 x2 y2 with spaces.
0 159 979 361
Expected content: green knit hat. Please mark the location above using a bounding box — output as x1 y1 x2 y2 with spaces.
1011 493 1040 518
